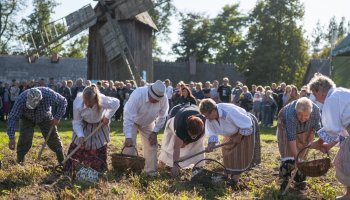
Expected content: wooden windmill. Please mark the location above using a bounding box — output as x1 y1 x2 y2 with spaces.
20 0 157 84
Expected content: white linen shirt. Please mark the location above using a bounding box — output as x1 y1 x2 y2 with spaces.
317 88 350 143
123 86 169 138
72 93 120 138
205 103 253 140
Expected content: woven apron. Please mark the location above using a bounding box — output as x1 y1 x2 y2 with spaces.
222 113 261 173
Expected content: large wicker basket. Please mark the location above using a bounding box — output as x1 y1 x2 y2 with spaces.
111 146 145 173
296 145 331 177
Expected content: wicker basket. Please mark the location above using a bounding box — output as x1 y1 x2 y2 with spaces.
111 146 145 173
191 159 228 187
296 145 331 177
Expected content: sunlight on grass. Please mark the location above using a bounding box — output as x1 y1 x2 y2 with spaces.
0 120 344 199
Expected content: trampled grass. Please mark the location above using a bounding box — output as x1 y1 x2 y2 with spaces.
0 120 344 199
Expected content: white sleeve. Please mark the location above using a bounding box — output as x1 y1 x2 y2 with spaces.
322 96 343 137
101 95 120 119
123 91 140 138
205 121 218 142
228 107 252 129
72 96 84 138
153 97 169 133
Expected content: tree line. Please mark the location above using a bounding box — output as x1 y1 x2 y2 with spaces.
0 0 349 86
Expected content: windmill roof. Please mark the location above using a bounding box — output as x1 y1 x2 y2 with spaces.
134 12 158 31
332 34 350 56
94 1 158 31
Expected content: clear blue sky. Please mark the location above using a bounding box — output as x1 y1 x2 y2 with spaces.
22 0 350 60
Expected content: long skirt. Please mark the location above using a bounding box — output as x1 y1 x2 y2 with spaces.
222 113 261 174
158 117 205 168
3 101 10 114
64 122 109 172
334 136 350 186
276 108 314 161
64 143 107 172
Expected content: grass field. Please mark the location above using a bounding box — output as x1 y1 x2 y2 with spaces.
0 120 344 199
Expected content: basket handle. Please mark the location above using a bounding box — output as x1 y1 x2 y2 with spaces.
192 158 228 178
296 144 330 164
121 145 139 157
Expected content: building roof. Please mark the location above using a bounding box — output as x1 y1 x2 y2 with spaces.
303 59 331 85
135 12 158 31
95 0 158 31
332 34 350 56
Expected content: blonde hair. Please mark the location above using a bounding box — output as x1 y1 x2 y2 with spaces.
83 85 102 113
199 98 217 115
307 73 335 93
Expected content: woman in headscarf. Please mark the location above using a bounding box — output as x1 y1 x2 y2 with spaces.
158 104 206 177
199 99 261 184
64 85 120 172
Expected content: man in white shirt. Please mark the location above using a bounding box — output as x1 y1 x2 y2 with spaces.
308 74 350 200
164 79 173 108
123 80 169 175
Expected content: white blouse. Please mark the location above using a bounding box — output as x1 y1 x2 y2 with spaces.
205 103 253 142
318 88 350 143
72 93 120 137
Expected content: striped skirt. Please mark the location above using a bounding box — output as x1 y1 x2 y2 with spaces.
334 135 350 186
72 121 110 150
222 113 261 173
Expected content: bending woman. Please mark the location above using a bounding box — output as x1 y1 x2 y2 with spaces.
159 104 206 177
199 98 261 183
64 85 120 172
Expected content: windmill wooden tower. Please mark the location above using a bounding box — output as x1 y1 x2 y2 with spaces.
20 0 157 84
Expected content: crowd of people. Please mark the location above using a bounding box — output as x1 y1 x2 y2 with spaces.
1 73 350 199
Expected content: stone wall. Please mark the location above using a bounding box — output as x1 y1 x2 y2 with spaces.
153 61 245 84
0 55 245 85
0 55 87 83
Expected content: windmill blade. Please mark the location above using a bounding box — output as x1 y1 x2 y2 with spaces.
65 4 97 38
98 0 143 84
23 4 97 57
99 20 127 61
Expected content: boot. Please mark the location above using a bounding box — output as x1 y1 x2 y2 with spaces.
17 153 26 163
55 150 65 164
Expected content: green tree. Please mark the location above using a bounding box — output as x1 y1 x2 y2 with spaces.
310 21 325 58
63 35 88 58
246 0 309 86
20 0 64 56
210 4 248 66
0 0 25 54
148 0 176 60
172 12 212 62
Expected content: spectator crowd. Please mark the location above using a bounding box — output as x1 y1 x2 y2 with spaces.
0 77 320 128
